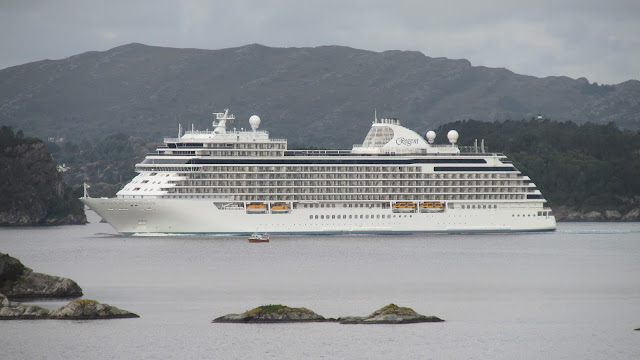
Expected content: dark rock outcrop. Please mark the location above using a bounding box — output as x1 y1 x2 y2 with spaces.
0 253 82 299
338 304 444 324
212 304 329 323
0 127 86 226
0 294 138 320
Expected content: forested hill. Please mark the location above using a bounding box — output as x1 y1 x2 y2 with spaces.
0 126 86 225
1 43 639 149
434 119 640 216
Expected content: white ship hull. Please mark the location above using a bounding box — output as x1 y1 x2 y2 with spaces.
82 198 556 235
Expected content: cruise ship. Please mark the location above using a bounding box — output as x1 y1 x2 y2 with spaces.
82 109 556 235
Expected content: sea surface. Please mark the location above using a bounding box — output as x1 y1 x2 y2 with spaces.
1 211 639 359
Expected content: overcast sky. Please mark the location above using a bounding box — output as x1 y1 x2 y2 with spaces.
1 0 638 84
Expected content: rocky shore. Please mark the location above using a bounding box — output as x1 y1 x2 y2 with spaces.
213 304 443 324
0 253 138 320
553 206 640 222
0 253 82 298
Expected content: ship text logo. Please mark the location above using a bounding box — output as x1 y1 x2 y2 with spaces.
396 137 419 146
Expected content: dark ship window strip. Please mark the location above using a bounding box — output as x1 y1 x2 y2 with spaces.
527 194 544 199
180 158 488 165
434 166 517 172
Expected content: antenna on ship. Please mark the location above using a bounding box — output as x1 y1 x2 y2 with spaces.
426 130 436 144
374 108 378 123
178 123 182 138
447 130 459 147
83 182 90 199
249 115 261 132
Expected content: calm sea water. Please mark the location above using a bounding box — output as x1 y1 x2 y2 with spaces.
1 211 639 359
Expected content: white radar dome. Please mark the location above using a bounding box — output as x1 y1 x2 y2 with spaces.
249 115 261 130
426 130 436 144
447 130 459 144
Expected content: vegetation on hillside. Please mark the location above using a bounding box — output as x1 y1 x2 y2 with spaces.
0 126 85 225
435 119 640 211
45 134 156 197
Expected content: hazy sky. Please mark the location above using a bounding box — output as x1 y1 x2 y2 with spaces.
1 0 638 84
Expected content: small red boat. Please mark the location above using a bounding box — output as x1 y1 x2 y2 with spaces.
248 233 269 243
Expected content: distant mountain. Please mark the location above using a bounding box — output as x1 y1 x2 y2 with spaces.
1 43 639 148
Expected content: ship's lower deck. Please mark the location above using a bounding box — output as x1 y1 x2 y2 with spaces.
82 198 556 235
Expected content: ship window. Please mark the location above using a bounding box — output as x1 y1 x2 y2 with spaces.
360 215 363 219
309 215 313 219
315 215 318 219
321 215 324 219
332 215 335 219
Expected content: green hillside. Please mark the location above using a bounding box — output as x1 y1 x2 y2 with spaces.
435 119 640 212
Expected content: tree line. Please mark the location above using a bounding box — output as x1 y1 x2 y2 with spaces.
435 119 640 211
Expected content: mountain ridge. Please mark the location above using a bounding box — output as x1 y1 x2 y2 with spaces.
1 43 638 148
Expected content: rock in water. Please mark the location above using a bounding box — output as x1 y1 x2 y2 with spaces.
48 299 139 319
338 304 444 324
0 253 82 299
0 293 50 319
213 304 329 323
1 295 139 320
